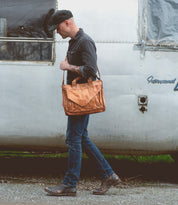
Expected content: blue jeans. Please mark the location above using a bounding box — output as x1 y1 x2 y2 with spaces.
62 114 114 188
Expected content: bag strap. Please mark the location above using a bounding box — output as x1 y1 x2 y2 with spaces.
62 67 101 85
96 67 101 80
62 71 65 86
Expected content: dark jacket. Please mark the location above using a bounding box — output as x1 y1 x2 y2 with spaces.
67 28 97 84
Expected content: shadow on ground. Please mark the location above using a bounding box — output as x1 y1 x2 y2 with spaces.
0 157 177 183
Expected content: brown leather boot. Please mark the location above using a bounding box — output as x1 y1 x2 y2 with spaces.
44 183 77 196
93 173 121 195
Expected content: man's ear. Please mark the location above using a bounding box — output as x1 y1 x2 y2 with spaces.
64 19 71 26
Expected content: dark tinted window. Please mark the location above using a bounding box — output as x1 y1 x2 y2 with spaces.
0 0 56 61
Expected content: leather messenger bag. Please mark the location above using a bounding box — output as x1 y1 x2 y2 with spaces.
62 70 106 116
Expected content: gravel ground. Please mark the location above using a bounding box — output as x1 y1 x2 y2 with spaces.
0 179 178 205
0 157 177 204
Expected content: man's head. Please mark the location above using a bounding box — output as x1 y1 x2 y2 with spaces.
48 10 73 32
47 9 78 39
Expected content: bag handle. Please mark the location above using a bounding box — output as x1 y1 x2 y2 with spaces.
72 76 82 86
62 67 101 85
72 76 93 87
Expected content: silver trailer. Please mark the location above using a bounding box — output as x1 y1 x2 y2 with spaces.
0 0 178 161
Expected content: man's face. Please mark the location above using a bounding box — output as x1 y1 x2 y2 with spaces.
56 21 69 39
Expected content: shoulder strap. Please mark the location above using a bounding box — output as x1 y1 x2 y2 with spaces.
62 71 65 86
96 67 101 80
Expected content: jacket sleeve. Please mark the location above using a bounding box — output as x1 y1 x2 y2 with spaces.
79 39 97 80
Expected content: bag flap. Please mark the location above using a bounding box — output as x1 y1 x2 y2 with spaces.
66 84 102 106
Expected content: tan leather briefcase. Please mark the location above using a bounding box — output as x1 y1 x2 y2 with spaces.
62 75 106 116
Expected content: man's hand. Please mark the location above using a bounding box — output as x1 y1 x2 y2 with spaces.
60 57 81 75
60 57 70 71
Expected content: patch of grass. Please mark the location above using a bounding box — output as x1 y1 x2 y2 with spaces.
0 151 69 158
104 154 174 163
0 151 174 163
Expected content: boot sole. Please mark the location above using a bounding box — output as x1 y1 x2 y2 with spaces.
44 188 77 197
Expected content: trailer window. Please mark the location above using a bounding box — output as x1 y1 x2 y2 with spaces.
0 0 56 62
139 0 178 52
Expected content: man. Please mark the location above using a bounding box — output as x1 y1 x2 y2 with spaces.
44 10 121 196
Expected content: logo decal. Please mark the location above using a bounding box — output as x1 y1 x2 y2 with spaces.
147 75 178 91
174 83 178 91
147 75 176 84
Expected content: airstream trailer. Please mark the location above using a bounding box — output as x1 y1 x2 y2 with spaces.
0 0 178 161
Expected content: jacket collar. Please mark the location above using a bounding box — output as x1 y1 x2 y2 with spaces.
70 28 83 42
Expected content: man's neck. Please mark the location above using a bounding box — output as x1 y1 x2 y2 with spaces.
70 27 79 39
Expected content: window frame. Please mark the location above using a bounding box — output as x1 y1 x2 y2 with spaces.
0 0 57 64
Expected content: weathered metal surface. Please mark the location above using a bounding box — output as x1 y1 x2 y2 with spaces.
0 0 178 155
